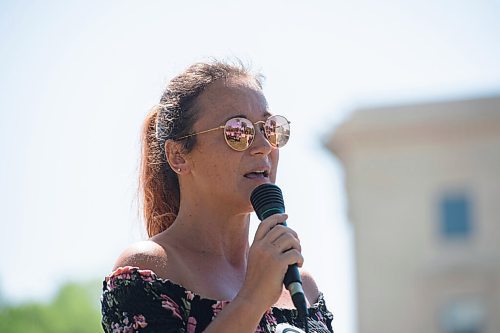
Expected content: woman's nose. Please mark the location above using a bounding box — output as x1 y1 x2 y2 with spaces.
249 125 273 155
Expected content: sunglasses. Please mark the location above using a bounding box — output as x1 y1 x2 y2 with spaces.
176 115 291 151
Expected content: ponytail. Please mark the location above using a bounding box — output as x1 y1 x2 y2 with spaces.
140 106 179 237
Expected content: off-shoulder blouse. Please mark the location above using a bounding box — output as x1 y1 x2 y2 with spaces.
101 266 334 333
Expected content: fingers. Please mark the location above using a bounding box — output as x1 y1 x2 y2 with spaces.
253 213 288 241
283 249 304 268
252 213 303 269
267 224 298 244
253 214 301 257
270 231 301 253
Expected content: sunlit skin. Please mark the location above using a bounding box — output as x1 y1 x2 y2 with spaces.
115 77 319 331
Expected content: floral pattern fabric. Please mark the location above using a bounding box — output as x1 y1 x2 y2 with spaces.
101 266 334 333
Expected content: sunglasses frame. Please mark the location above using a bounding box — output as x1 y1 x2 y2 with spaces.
175 115 291 151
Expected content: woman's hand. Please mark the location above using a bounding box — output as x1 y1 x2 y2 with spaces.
236 213 303 312
203 214 305 332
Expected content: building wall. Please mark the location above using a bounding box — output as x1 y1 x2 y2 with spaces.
327 96 500 333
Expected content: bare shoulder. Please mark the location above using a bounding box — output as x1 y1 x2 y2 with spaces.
299 268 321 305
113 240 168 272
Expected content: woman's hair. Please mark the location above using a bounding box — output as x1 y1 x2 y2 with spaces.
140 60 263 237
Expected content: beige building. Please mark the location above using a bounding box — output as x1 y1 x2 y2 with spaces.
326 96 500 333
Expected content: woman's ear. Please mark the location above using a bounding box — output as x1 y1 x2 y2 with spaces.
165 139 189 175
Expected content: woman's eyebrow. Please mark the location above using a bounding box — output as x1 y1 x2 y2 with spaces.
223 114 247 122
223 111 273 123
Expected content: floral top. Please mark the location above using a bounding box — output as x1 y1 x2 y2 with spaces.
101 266 334 333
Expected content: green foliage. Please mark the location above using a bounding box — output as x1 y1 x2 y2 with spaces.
0 280 102 333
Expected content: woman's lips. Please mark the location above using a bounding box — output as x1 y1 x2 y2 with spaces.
244 171 269 179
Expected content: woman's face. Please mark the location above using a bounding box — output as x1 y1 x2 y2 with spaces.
184 77 279 212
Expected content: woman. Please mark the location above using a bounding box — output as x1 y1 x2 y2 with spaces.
101 60 334 333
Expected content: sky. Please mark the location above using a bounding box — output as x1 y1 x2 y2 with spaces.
1 1 499 332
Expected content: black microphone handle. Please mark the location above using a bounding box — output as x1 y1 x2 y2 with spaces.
280 221 309 320
250 184 309 319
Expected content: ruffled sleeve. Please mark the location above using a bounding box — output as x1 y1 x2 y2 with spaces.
101 266 188 333
308 293 334 332
269 293 334 333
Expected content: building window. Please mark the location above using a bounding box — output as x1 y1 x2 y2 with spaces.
439 193 472 239
440 299 485 333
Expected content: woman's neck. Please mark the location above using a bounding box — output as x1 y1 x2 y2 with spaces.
159 201 251 267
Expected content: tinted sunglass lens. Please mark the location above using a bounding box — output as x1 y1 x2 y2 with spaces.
224 118 255 151
265 115 290 148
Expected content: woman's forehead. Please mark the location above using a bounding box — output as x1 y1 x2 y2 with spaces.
196 78 268 118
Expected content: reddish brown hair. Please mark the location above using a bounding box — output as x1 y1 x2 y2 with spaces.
140 60 263 237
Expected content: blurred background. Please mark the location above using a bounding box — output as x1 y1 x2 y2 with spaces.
1 1 499 332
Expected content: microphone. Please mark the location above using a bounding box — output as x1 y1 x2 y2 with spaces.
250 183 309 320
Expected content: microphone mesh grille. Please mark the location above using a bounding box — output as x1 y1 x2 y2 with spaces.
250 184 285 220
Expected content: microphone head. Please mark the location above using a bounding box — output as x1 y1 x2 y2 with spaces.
250 183 285 220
